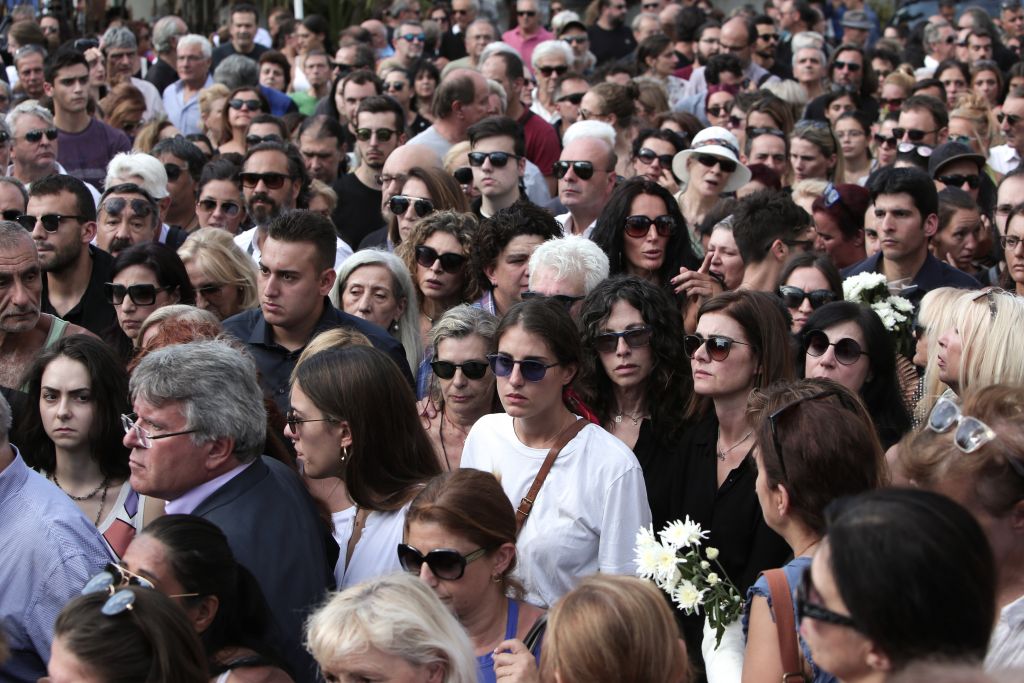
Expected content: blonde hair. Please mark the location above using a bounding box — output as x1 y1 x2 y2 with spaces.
949 289 1024 393
135 304 221 349
916 287 969 421
306 573 477 683
791 121 844 182
950 92 997 152
294 327 372 375
308 178 338 215
177 228 259 312
882 70 915 95
540 575 690 683
791 178 829 205
443 140 471 174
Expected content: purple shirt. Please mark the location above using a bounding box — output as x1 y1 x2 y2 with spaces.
57 118 131 192
501 26 554 74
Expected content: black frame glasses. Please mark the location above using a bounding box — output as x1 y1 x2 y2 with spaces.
355 127 398 142
594 326 653 354
430 359 489 380
389 194 434 217
803 329 868 366
937 173 981 189
893 126 938 143
778 285 837 310
487 353 560 382
694 153 738 173
796 564 862 631
239 172 287 189
104 283 172 306
553 160 607 180
15 213 85 232
22 127 58 143
635 148 674 167
468 151 519 167
415 245 467 273
228 98 263 111
520 291 584 309
397 543 488 580
683 334 749 361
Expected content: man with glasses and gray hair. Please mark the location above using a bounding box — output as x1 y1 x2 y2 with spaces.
99 26 164 122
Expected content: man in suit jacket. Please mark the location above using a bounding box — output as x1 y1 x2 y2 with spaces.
125 339 335 683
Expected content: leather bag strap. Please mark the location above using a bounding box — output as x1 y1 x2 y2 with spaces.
762 568 806 683
515 419 586 535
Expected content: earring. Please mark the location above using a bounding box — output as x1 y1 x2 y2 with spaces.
390 319 399 333
491 573 502 583
340 446 349 463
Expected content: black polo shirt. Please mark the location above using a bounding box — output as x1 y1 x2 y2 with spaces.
41 245 117 337
222 298 414 414
841 251 981 309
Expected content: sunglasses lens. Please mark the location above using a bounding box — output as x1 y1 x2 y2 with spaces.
427 551 465 580
779 286 804 308
707 337 731 361
553 161 568 178
519 360 548 382
595 333 619 353
128 285 157 306
431 361 456 379
955 417 993 453
461 361 488 380
14 214 35 230
808 290 836 308
624 217 650 238
834 338 863 365
415 246 437 268
683 334 702 357
625 328 653 347
468 152 485 167
805 331 830 356
25 131 41 143
928 399 959 432
390 196 411 215
414 199 434 218
488 354 514 377
573 162 594 180
104 283 125 304
397 544 423 573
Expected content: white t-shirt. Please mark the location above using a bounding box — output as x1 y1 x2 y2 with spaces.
461 414 651 608
331 501 411 589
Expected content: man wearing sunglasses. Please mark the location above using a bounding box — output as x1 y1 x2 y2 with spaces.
751 14 790 79
467 116 527 218
151 136 205 233
0 390 110 683
555 121 618 239
502 0 553 74
551 72 590 137
895 94 947 149
392 20 427 70
928 141 987 205
843 167 980 306
30 175 118 336
990 87 1024 174
733 189 817 292
529 39 574 125
7 102 72 193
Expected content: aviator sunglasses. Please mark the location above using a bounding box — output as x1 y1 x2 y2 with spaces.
389 194 434 217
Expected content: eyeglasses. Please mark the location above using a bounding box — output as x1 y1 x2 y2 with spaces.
163 163 186 182
683 333 749 361
415 245 466 272
453 166 473 184
239 172 288 189
430 359 490 380
893 127 938 142
390 194 434 217
399 33 427 42
385 81 406 91
105 283 172 306
83 563 199 602
356 127 398 142
537 64 568 77
758 32 779 42
520 291 585 309
832 59 861 72
947 134 973 146
937 173 980 189
468 151 519 167
397 543 488 580
1001 235 1024 250
636 148 674 167
624 214 675 238
694 153 738 173
1 209 20 221
195 283 227 297
706 103 735 118
594 326 653 353
727 115 744 129
553 160 611 180
557 91 585 104
487 353 561 382
121 412 197 449
778 285 837 310
229 98 263 111
873 133 898 147
15 213 85 232
998 112 1024 127
197 199 242 216
101 197 154 218
518 10 537 17
285 409 339 432
21 127 58 143
244 134 282 147
803 329 867 365
796 565 862 630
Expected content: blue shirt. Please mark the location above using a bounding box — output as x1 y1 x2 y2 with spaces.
162 74 214 136
261 85 299 117
0 447 112 682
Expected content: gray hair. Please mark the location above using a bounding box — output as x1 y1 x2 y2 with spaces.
129 339 267 462
923 20 951 51
101 25 138 51
631 11 660 32
528 235 610 294
214 54 259 89
0 177 28 209
429 304 498 354
178 34 213 60
562 119 616 149
331 249 422 374
792 45 828 72
153 16 188 55
6 101 54 133
0 219 32 250
0 390 10 442
531 39 573 68
106 152 171 201
14 44 45 65
791 30 825 52
479 40 520 66
485 78 507 112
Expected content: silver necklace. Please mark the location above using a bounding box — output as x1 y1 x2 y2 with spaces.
717 429 753 461
614 412 645 425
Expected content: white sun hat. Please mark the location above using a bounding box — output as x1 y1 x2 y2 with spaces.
672 126 752 194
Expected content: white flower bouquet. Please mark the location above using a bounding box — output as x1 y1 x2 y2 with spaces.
635 518 743 648
842 272 915 357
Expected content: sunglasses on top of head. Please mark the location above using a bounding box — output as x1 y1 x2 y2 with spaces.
415 245 466 273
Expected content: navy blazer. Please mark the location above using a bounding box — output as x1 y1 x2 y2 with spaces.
192 456 336 683
841 252 981 308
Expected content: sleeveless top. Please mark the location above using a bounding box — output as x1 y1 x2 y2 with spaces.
476 599 521 683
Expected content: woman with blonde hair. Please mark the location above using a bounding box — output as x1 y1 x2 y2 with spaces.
879 71 914 116
949 94 999 169
971 60 1004 109
131 116 180 153
178 227 259 321
198 83 231 146
790 178 830 218
306 573 477 683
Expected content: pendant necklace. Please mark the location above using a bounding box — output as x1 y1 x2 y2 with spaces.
717 429 753 461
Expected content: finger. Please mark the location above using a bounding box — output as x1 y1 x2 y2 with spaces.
698 249 713 274
494 638 528 656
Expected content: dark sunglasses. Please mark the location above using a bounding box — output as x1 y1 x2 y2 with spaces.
82 562 154 593
2 209 20 221
284 408 339 432
245 133 282 147
397 543 488 580
430 359 489 380
998 112 1023 126
520 291 585 309
893 127 937 143
706 103 734 118
804 329 867 365
636 148 674 167
518 9 537 16
538 64 568 77
229 98 263 111
562 35 588 45
356 127 398 142
796 565 861 630
624 214 675 238
468 151 518 167
873 133 898 147
937 173 981 189
163 163 184 182
101 197 154 217
15 213 84 232
239 172 287 189
399 32 426 42
553 160 602 180
415 245 466 273
389 194 434 217
879 97 903 109
758 31 779 42
727 115 744 129
557 91 585 104
778 285 837 310
197 199 242 216
22 127 58 143
453 166 473 184
832 59 861 71
104 283 171 306
487 353 560 382
683 333 749 361
694 153 738 173
595 326 653 353
385 81 406 91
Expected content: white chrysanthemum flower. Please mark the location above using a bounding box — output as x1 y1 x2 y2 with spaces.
706 547 720 560
660 519 694 550
700 560 710 570
678 516 709 547
636 524 659 551
635 543 662 580
890 296 914 312
707 572 720 586
656 565 682 593
673 580 707 613
654 545 679 583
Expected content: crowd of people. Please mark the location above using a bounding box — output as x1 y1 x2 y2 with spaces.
0 0 1023 681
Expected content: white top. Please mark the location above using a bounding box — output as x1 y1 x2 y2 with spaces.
986 593 1024 672
555 212 596 240
407 125 454 161
989 144 1021 175
461 414 651 608
331 502 410 589
234 225 353 270
131 77 166 122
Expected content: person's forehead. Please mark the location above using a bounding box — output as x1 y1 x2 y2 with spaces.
835 49 862 62
0 236 37 267
1003 96 1024 113
876 192 917 210
344 80 378 97
751 134 785 152
398 22 421 35
201 179 242 198
0 183 26 209
301 132 339 150
563 137 608 160
999 176 1024 198
385 70 409 82
17 52 43 67
248 123 282 138
14 114 49 133
306 54 330 66
969 34 992 43
232 10 257 23
178 43 204 56
245 150 289 172
159 152 187 167
472 133 515 150
561 79 589 93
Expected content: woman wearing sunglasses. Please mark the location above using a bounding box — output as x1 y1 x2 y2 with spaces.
592 178 700 287
216 86 268 156
402 469 547 682
871 113 900 169
120 515 293 681
673 127 752 253
287 345 442 588
577 276 690 529
898 384 1024 671
776 253 843 334
798 489 995 681
672 290 792 662
799 301 911 449
462 298 651 608
106 243 195 359
177 228 258 321
630 128 687 194
385 165 468 249
48 586 209 683
423 306 499 470
741 379 885 683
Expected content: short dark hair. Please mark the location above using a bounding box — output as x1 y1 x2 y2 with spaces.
868 166 939 222
631 127 687 159
705 52 743 84
467 115 525 158
30 174 97 222
267 209 336 272
472 200 560 292
111 242 196 305
151 136 206 182
901 94 949 129
230 2 259 21
355 95 406 135
246 113 288 140
732 189 811 263
259 50 292 90
434 70 478 119
484 50 524 83
243 140 310 207
695 20 721 41
44 47 88 85
197 157 241 195
937 186 979 233
342 68 383 97
637 34 672 68
495 298 581 374
675 6 709 42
